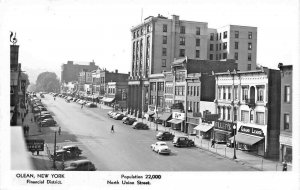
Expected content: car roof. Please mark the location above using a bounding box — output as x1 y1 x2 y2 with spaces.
63 145 78 149
70 159 91 164
156 141 167 145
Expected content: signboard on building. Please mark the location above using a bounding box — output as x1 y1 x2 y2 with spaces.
204 114 219 121
238 125 265 137
193 112 202 117
215 121 234 132
26 139 45 151
172 112 185 120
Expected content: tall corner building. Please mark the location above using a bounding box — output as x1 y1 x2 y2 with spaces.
128 14 257 117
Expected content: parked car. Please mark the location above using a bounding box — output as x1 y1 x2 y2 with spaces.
172 136 195 147
61 145 82 157
132 122 149 130
151 141 171 155
156 132 175 141
38 114 53 121
64 160 96 171
123 117 136 125
41 118 57 127
73 98 77 102
113 113 125 120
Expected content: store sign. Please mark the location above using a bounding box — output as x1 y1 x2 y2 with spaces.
128 81 140 85
205 114 219 121
215 121 233 132
26 139 44 151
172 112 185 120
238 125 264 137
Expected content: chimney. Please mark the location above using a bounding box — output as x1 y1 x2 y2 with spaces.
115 69 118 73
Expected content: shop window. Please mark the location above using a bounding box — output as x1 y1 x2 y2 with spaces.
284 114 290 130
241 110 249 123
256 112 264 125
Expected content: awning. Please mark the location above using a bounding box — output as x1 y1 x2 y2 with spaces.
103 97 115 103
230 133 264 145
159 113 172 121
167 118 184 124
194 123 213 132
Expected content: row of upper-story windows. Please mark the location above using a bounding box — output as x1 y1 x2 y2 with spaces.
175 86 185 96
217 107 264 125
187 86 200 96
217 85 265 102
187 101 199 113
132 25 151 39
210 31 253 41
163 24 201 35
162 36 201 47
108 87 116 94
210 42 252 52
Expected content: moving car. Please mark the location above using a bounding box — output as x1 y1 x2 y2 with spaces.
132 122 149 130
156 132 175 141
172 136 195 147
151 141 171 155
61 145 82 157
64 160 96 171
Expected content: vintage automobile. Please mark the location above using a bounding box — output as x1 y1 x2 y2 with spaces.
156 132 175 141
151 141 171 155
64 160 96 171
172 136 195 147
61 145 82 157
123 117 136 125
113 113 125 120
41 118 57 127
132 122 149 130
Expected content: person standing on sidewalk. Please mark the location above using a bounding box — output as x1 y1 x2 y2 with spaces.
282 160 288 171
211 139 215 148
58 127 61 135
111 125 114 133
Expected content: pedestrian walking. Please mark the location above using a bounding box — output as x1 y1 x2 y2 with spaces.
111 125 114 133
282 161 288 171
211 139 215 148
58 127 61 135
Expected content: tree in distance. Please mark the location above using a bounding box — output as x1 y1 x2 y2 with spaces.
35 72 60 93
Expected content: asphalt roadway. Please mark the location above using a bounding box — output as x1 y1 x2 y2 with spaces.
41 94 256 171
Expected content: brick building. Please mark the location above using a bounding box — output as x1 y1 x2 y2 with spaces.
61 61 98 83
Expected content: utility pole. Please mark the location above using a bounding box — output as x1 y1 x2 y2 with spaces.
53 131 57 169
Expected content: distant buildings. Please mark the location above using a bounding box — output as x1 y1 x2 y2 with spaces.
61 61 98 84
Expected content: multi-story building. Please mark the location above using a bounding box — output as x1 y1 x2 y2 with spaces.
128 14 257 118
278 63 292 163
103 81 128 109
214 67 281 159
61 61 98 83
99 69 129 98
208 25 257 71
78 69 92 93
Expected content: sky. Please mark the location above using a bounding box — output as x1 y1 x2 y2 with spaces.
1 0 299 83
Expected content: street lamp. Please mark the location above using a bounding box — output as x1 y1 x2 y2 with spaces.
233 125 237 159
53 131 57 169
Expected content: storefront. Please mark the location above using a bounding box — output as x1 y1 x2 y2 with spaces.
102 97 115 106
232 124 265 157
279 135 292 163
194 122 214 139
168 112 185 131
158 112 172 127
213 121 234 143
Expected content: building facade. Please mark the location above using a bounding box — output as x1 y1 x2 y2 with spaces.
128 14 257 118
214 68 281 159
103 81 128 109
61 61 98 83
278 64 292 163
207 25 257 71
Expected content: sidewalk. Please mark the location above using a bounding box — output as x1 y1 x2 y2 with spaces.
133 117 292 171
17 103 63 170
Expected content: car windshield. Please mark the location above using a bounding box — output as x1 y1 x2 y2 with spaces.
157 132 163 136
159 142 167 146
70 163 77 167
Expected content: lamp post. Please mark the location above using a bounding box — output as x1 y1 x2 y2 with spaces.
38 108 41 132
233 124 237 159
53 131 57 169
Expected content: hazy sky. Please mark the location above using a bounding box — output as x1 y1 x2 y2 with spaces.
1 0 298 83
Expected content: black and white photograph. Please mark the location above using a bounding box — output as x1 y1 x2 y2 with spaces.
0 0 299 189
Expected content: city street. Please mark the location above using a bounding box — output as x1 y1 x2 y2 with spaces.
39 94 256 171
